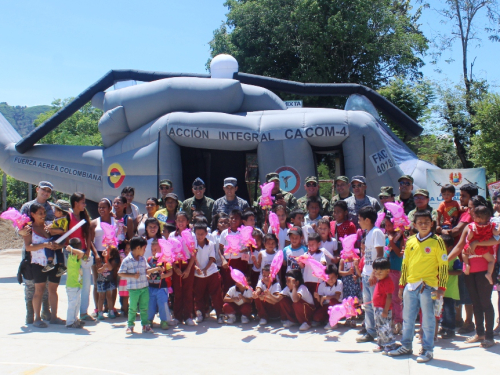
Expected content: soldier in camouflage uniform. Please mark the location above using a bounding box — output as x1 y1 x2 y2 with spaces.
297 176 331 217
378 186 396 213
330 176 353 206
255 173 297 227
395 175 415 215
407 189 438 234
181 177 215 223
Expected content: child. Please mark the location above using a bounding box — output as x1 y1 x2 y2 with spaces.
249 229 264 288
65 238 85 329
223 278 253 324
118 240 130 317
331 200 357 251
169 212 197 325
388 211 448 363
253 233 278 276
356 206 385 343
301 232 326 301
144 217 163 259
313 264 343 330
118 236 158 334
440 234 461 339
242 210 257 230
147 241 173 330
43 200 70 275
462 205 498 284
253 264 282 325
339 250 361 327
161 223 176 243
278 269 315 331
208 213 229 268
372 258 397 353
268 205 290 250
384 213 404 334
305 196 321 226
283 227 307 273
437 184 461 230
290 208 313 244
193 223 224 324
317 218 338 264
96 246 120 319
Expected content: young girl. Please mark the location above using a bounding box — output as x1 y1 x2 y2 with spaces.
463 205 498 284
331 201 357 250
136 197 159 237
96 246 120 319
143 217 163 259
301 232 327 300
169 212 196 325
253 264 282 325
249 230 264 289
209 213 229 268
223 278 253 324
313 264 343 330
43 200 71 275
113 196 134 241
267 205 291 250
278 269 315 331
339 243 361 328
305 196 321 226
317 218 338 265
254 234 278 277
118 240 130 317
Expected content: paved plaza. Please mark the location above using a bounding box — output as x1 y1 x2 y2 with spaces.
0 249 498 375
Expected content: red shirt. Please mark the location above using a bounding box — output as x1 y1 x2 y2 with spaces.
68 212 86 250
331 220 357 239
373 276 394 309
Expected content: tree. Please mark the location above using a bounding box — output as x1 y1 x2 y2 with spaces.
432 0 500 167
34 99 103 146
209 0 428 107
470 93 500 176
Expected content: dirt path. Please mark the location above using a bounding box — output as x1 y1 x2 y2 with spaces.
0 219 23 250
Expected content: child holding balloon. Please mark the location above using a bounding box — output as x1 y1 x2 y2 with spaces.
253 233 278 276
223 277 253 324
253 264 282 325
278 269 315 331
313 264 343 330
317 218 338 265
300 232 327 302
249 230 264 288
267 205 290 250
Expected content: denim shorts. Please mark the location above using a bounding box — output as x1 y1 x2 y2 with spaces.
97 280 117 293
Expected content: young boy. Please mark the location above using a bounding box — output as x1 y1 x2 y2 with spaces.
118 236 162 334
290 208 314 244
388 211 448 363
283 227 307 273
300 232 326 302
371 257 397 353
440 234 461 339
356 206 385 343
305 196 321 226
65 238 85 329
437 184 461 231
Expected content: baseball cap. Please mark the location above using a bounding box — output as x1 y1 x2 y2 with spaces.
398 175 414 183
164 193 179 201
351 176 366 184
223 177 237 187
414 188 429 197
334 176 349 183
53 199 71 212
305 176 318 184
266 173 280 183
192 177 205 187
379 186 394 197
159 179 172 187
38 181 53 191
288 226 303 237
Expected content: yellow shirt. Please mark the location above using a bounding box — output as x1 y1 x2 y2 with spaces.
399 233 449 290
51 217 69 232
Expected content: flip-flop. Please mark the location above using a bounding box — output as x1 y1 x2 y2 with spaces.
33 320 48 328
480 339 495 348
50 317 66 325
465 335 484 344
80 314 95 321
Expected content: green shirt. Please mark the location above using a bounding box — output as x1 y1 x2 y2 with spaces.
407 206 438 223
445 257 460 300
66 253 82 288
181 196 215 223
396 194 416 215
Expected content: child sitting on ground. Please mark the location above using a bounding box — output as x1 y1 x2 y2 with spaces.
65 238 85 329
43 200 71 275
253 264 282 325
313 264 343 330
223 277 253 324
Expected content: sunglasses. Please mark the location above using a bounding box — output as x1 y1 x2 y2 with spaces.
193 186 204 191
414 195 428 200
399 181 411 186
146 203 156 207
306 183 317 187
379 196 390 200
352 184 364 189
159 186 170 190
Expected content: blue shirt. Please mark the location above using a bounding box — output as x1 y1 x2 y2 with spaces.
385 237 403 271
117 253 150 290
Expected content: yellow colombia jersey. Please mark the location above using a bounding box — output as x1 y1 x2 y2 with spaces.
399 234 449 290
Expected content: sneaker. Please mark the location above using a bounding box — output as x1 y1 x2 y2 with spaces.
97 312 105 320
356 334 375 343
311 321 321 327
324 323 337 330
55 265 67 277
217 315 224 324
299 322 311 331
160 321 169 330
441 329 455 339
283 320 293 328
372 346 385 353
259 318 267 325
91 309 99 318
42 262 55 273
66 321 83 329
226 314 236 324
387 346 412 357
142 325 155 333
195 310 204 323
108 310 116 319
416 350 433 363
241 315 250 324
358 326 367 335
126 326 134 334
185 318 195 326
169 318 179 326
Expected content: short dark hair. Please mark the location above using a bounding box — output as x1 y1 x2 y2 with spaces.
460 183 479 198
242 210 255 221
307 232 321 243
264 233 278 245
474 205 491 221
471 195 493 216
194 223 208 232
413 210 432 223
285 269 304 285
325 264 339 276
441 184 456 195
68 238 82 249
262 264 271 273
121 186 135 195
440 234 454 248
130 236 147 251
230 209 242 220
290 209 305 219
358 206 377 224
333 200 348 211
306 195 320 208
372 257 390 270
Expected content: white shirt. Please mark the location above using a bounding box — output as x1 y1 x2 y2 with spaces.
249 249 261 272
303 250 327 283
113 203 140 219
144 237 156 259
219 228 243 260
256 279 281 294
195 240 219 278
226 285 253 305
281 284 314 305
321 239 338 264
207 231 223 266
168 232 193 260
268 226 289 250
318 280 343 304
362 227 385 277
301 224 315 245
304 215 321 226
259 250 277 275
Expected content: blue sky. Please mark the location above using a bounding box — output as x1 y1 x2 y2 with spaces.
1 0 498 107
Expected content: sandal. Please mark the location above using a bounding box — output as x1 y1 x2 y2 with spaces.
465 335 484 344
33 320 48 328
50 317 66 325
480 339 495 348
80 314 95 321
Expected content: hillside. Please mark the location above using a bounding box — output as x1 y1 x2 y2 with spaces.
0 102 51 136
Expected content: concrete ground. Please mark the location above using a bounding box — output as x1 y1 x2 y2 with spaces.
0 249 499 375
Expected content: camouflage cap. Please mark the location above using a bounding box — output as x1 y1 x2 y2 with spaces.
159 179 172 187
53 199 71 212
414 188 429 197
334 176 349 183
305 176 318 184
266 172 280 182
398 175 414 183
379 186 395 197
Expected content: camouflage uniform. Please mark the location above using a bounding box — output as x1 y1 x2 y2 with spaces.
255 189 297 227
297 194 332 217
395 194 416 216
330 192 353 207
181 195 215 223
407 205 438 223
212 196 249 216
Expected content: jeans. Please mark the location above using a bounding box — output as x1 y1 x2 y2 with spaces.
401 284 435 352
441 297 456 331
148 287 171 323
128 287 149 327
44 248 64 264
79 254 93 316
362 274 376 338
66 287 81 325
464 271 494 340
